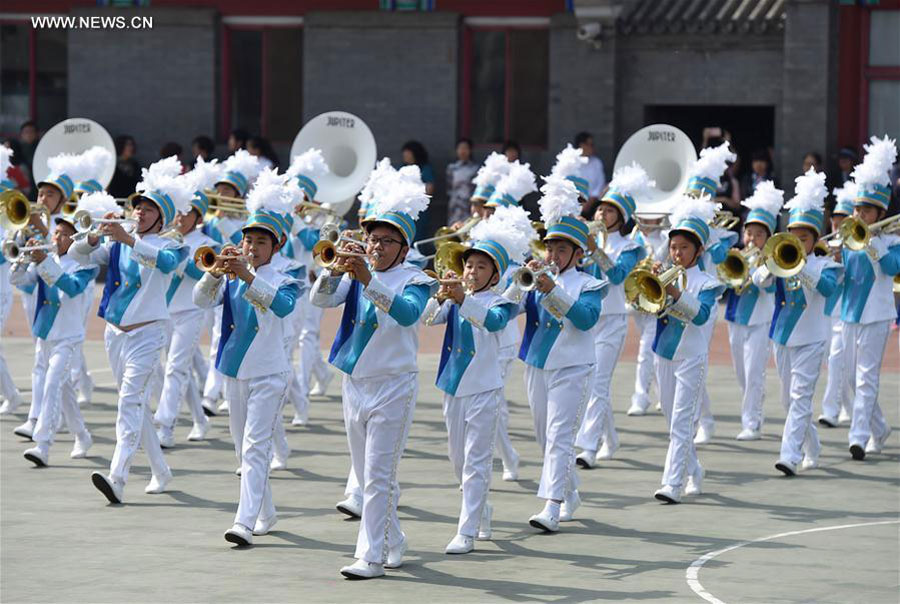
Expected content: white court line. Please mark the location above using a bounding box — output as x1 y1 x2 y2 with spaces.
686 519 900 604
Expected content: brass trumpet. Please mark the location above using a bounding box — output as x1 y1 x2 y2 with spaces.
712 210 740 230
0 190 51 231
514 262 559 291
717 244 760 292
624 263 686 314
295 201 342 224
312 239 369 272
194 245 246 279
827 214 900 254
762 233 805 278
203 190 249 216
414 215 481 250
529 221 547 259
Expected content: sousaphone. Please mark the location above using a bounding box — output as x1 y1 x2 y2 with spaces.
31 117 116 188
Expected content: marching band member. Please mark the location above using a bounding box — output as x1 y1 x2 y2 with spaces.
285 149 332 425
576 162 651 467
626 214 668 417
818 183 855 427
0 147 24 415
723 181 783 440
684 141 739 445
423 205 527 554
504 175 606 531
482 159 536 480
469 151 510 220
12 193 102 466
193 168 303 546
841 136 900 461
202 149 261 416
73 156 191 504
756 169 841 476
153 158 221 446
650 196 724 503
311 161 436 579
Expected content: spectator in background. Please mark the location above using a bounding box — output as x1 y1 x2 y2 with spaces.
18 121 39 192
159 142 185 172
803 151 823 174
247 136 279 170
503 140 521 163
191 135 215 167
741 148 776 200
574 132 607 206
227 129 249 154
834 146 857 187
107 135 141 199
445 137 478 225
2 139 32 196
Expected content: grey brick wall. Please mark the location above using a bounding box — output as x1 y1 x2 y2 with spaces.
68 7 218 166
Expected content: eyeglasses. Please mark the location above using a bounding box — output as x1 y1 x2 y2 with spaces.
366 235 403 247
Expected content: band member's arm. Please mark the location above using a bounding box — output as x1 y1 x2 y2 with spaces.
70 239 110 268
540 283 606 330
794 263 842 297
35 258 98 298
590 247 644 284
192 272 226 309
131 240 188 273
458 296 515 332
750 264 774 289
243 277 300 318
363 277 432 326
706 229 739 265
870 236 900 276
8 262 37 291
422 297 450 326
310 271 351 308
667 285 724 325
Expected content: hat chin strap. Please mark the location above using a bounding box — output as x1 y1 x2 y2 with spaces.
473 266 498 293
138 213 162 236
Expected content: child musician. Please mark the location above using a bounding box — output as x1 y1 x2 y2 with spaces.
504 175 605 531
754 169 841 475
840 136 900 460
818 183 855 428
576 163 651 467
13 194 102 466
311 161 436 579
723 181 783 440
154 158 222 446
0 147 24 415
649 196 724 503
193 168 303 546
71 156 190 503
202 149 261 415
424 206 530 554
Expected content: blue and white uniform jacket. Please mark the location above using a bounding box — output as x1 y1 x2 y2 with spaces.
166 229 220 314
840 233 900 325
652 264 725 361
583 230 644 316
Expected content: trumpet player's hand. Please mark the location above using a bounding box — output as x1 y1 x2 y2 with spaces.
28 213 49 237
651 261 663 274
346 255 371 286
585 234 598 254
446 281 466 305
226 255 253 284
101 212 134 246
665 283 681 300
536 274 555 294
27 238 47 263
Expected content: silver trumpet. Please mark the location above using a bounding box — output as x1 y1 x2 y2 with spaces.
71 209 137 240
2 239 55 264
515 262 559 291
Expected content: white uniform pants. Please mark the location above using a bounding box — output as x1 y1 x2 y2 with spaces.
296 298 330 418
225 371 289 529
525 363 593 501
29 339 50 421
70 286 94 396
774 342 824 463
822 317 853 420
192 311 211 388
32 336 87 446
105 323 169 485
343 372 417 563
631 313 657 411
844 320 892 447
727 322 770 431
155 309 207 429
443 389 500 537
203 307 225 401
284 333 303 420
0 287 14 402
657 354 706 489
577 314 628 452
495 349 518 470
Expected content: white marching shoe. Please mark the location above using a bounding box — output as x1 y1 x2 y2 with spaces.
91 472 124 504
385 533 407 569
270 449 290 471
156 426 175 449
340 559 385 580
310 370 333 396
145 467 173 494
477 502 493 540
70 431 93 458
336 495 362 518
775 459 797 476
186 419 210 441
253 514 278 536
800 455 819 471
217 400 230 414
0 392 23 415
865 426 892 455
76 374 94 406
685 467 704 496
626 401 648 416
291 414 307 426
13 418 36 439
201 397 218 416
575 450 596 469
654 484 682 504
817 414 838 428
597 435 619 460
445 534 475 554
736 428 761 441
24 444 49 467
224 523 253 547
502 452 519 481
529 501 560 532
559 490 581 522
693 425 714 445
837 408 852 424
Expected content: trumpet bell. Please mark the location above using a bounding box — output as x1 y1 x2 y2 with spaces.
434 241 467 277
1 239 20 261
717 246 758 289
839 216 869 252
194 246 219 272
0 190 32 229
763 233 805 278
624 265 685 314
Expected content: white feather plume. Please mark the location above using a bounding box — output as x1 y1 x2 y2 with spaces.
0 146 11 180
669 193 720 229
369 162 430 221
495 161 536 203
538 174 581 225
136 156 193 218
741 180 784 216
688 141 736 181
472 152 510 188
608 162 656 200
470 204 535 264
832 181 858 207
784 167 827 213
77 191 121 219
246 168 295 216
357 157 394 207
222 149 262 183
850 135 897 190
77 146 113 183
550 144 588 179
46 152 82 181
286 148 330 182
186 156 221 194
